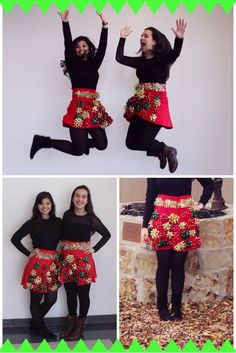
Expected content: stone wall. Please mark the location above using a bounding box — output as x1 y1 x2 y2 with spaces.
120 206 233 303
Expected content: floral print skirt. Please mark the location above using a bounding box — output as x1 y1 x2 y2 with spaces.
147 194 201 252
124 82 173 128
21 248 59 293
58 240 97 286
63 88 113 129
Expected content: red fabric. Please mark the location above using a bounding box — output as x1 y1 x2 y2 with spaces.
63 88 112 129
58 241 97 286
147 194 201 252
124 85 173 128
21 249 59 293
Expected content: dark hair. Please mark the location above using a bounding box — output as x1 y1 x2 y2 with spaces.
61 36 96 77
69 185 95 216
31 191 56 235
139 27 172 57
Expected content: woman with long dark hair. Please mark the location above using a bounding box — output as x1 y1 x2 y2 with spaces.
30 10 112 159
142 178 213 320
58 185 111 341
116 20 186 173
11 192 62 339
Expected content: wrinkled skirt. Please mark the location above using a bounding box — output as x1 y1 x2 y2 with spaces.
147 194 201 252
21 249 60 293
124 82 173 128
58 240 97 286
63 88 113 129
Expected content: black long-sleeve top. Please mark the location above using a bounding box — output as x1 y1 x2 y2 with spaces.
62 210 111 252
116 37 183 83
63 22 108 89
11 217 62 257
142 178 214 228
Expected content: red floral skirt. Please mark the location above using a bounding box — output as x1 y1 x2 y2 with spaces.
63 88 113 129
146 195 201 252
21 249 60 293
58 240 97 286
124 82 173 128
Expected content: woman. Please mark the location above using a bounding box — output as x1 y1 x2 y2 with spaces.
58 185 111 341
116 20 186 173
30 10 112 159
142 178 213 320
11 192 62 339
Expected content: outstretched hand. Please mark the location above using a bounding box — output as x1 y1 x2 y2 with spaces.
120 26 132 38
172 18 187 38
57 9 69 22
96 11 108 25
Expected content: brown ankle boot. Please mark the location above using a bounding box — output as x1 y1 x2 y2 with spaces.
60 315 77 340
146 151 167 169
66 317 85 341
162 144 178 173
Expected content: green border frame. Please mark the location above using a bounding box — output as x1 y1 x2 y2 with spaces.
0 0 235 13
0 339 235 352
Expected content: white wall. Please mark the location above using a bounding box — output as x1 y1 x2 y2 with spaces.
3 4 233 175
3 178 117 319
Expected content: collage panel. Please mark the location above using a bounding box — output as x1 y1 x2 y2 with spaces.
3 177 117 348
3 4 233 175
119 177 233 348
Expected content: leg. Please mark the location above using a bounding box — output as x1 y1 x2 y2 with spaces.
67 284 91 341
88 128 108 151
125 116 163 152
40 291 58 318
170 251 188 319
30 291 56 339
60 283 78 340
155 250 172 320
30 128 89 158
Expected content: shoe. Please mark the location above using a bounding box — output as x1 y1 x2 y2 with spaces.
66 317 85 341
60 315 77 340
31 320 57 339
146 150 167 169
162 144 178 173
171 309 183 321
30 135 51 159
158 305 172 321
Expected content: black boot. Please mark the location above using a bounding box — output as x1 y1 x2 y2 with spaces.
158 305 172 321
60 315 77 340
30 135 51 159
30 320 57 339
146 150 167 169
66 317 85 341
171 307 183 321
162 143 178 173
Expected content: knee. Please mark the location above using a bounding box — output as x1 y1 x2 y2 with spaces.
95 140 108 151
125 136 138 150
72 145 87 156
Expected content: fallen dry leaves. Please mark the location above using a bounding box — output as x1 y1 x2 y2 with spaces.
119 297 233 349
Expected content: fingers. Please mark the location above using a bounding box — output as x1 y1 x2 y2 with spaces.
176 18 187 30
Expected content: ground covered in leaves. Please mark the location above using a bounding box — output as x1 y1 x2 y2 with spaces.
119 297 233 349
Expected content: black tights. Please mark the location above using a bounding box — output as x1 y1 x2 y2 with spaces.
156 249 188 309
30 290 57 324
50 127 107 156
126 115 164 153
64 283 91 318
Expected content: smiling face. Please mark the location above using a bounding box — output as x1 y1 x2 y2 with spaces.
75 40 90 59
72 188 88 213
38 197 52 219
140 29 156 55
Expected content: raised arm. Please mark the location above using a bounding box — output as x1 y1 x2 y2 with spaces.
58 10 74 61
11 220 32 257
93 12 108 69
116 26 138 68
163 18 186 64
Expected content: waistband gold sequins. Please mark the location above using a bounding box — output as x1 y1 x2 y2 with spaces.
60 241 90 251
135 82 166 92
154 197 194 208
34 249 57 260
74 90 99 99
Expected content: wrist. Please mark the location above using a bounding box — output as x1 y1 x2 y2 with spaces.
102 21 108 26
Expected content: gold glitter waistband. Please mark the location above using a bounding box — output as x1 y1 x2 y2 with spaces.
60 241 90 251
154 197 194 208
135 82 166 93
34 249 57 260
73 90 99 99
